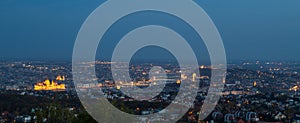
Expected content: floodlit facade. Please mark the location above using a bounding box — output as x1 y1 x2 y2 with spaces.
34 79 65 91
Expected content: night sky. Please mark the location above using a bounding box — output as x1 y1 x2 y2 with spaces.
0 0 299 61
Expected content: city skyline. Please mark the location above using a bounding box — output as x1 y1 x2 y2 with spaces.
0 1 300 122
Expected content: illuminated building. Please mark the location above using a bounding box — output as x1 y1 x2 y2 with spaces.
34 79 66 91
181 74 187 80
253 81 257 87
289 85 298 91
192 73 197 82
56 75 65 81
116 85 121 90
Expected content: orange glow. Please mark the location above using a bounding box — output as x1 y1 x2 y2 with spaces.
34 79 66 91
253 81 257 87
56 75 65 81
289 86 298 91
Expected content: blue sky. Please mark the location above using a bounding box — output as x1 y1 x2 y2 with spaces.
0 0 299 61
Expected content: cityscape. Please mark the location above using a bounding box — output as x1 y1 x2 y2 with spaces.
1 0 300 123
0 60 300 122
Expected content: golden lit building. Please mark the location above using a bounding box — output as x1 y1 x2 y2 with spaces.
34 79 66 91
253 81 257 87
56 75 65 81
289 85 298 91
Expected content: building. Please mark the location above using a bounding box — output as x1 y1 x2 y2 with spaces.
34 79 65 91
